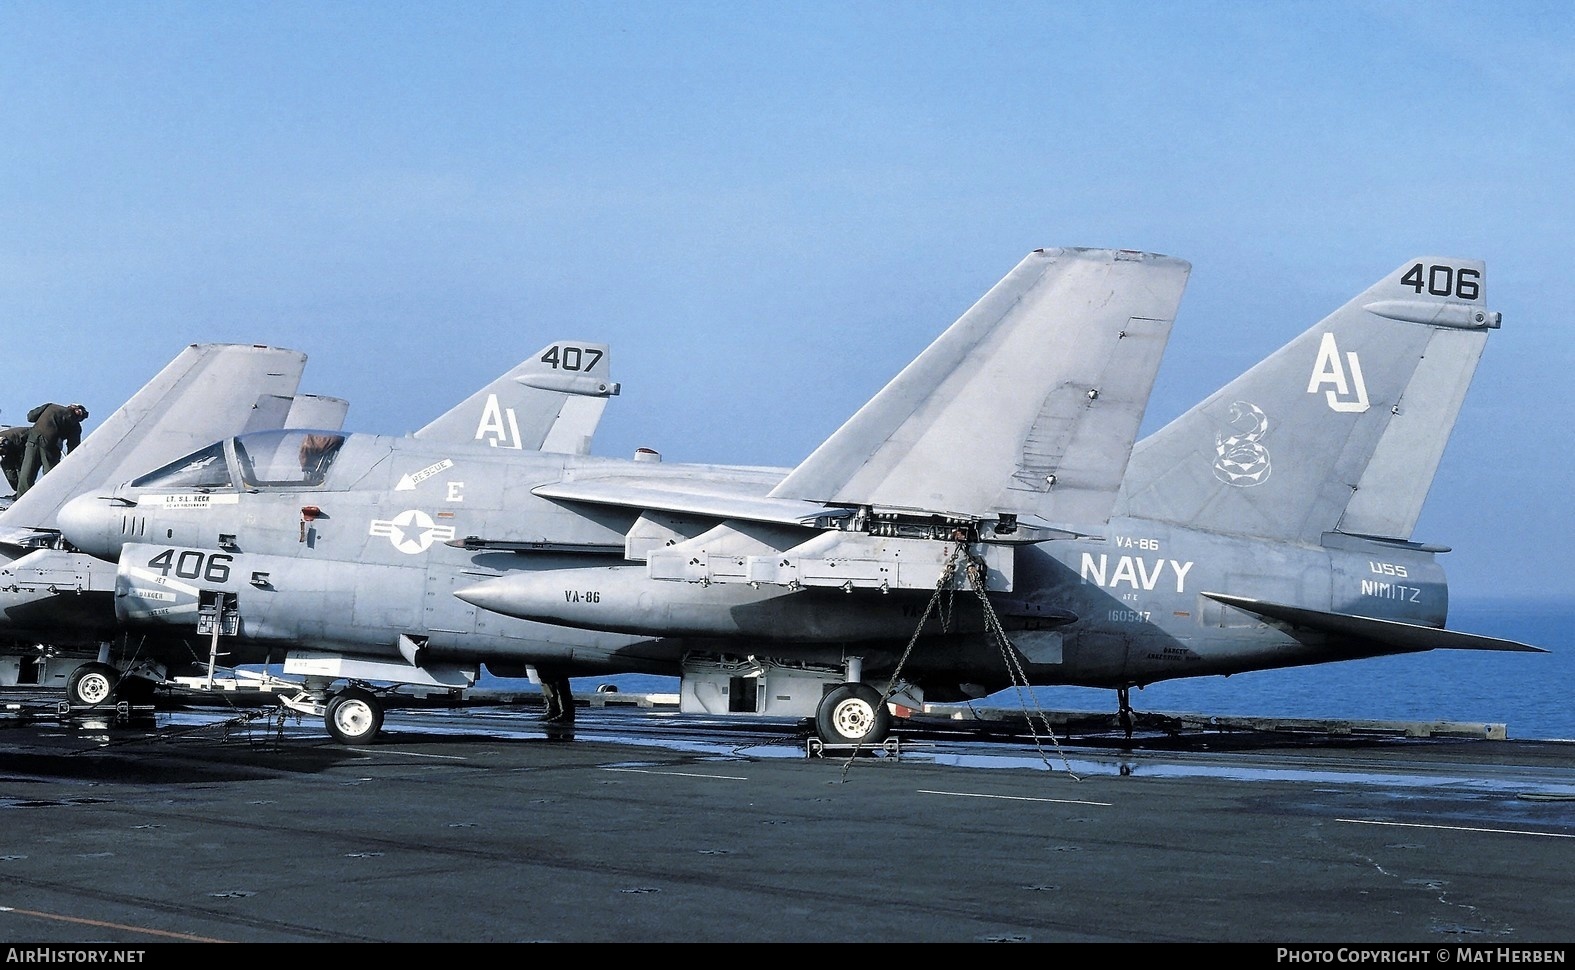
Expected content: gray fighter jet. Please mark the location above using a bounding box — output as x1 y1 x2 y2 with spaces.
0 343 315 689
0 339 615 701
57 250 1541 747
454 253 1544 739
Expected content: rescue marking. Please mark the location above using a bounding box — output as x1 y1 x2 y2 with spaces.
396 459 455 491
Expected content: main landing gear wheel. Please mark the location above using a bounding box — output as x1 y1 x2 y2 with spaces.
67 662 119 707
815 683 892 746
325 688 384 744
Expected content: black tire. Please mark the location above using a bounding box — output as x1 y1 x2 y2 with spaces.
67 662 119 707
814 683 892 746
325 688 384 744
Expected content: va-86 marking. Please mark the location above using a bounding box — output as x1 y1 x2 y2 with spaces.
1112 537 1160 552
564 590 601 604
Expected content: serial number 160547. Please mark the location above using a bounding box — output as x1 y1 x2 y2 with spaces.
1108 609 1151 622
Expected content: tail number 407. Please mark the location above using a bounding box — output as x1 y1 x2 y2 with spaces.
541 345 603 371
146 548 233 584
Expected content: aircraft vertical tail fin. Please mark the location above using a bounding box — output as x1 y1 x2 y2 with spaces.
769 248 1190 527
412 341 619 455
242 395 298 434
0 343 308 533
1116 258 1499 544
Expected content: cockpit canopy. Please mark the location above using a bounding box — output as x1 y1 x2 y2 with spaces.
130 429 347 490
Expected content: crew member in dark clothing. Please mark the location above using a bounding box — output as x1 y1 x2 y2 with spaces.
15 403 88 498
539 675 577 724
0 425 28 496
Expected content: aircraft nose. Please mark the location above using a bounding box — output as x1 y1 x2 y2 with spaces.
57 492 125 560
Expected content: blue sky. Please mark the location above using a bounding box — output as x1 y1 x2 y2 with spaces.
3 1 1571 600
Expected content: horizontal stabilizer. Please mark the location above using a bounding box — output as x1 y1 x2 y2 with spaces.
1203 592 1546 653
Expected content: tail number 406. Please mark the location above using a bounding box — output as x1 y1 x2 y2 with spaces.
1400 263 1479 300
146 549 233 584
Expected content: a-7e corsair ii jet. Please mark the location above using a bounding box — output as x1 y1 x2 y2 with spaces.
5 339 615 706
59 250 1542 746
0 343 337 693
453 252 1542 738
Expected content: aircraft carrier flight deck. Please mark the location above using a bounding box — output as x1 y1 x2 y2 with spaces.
3 685 1573 945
